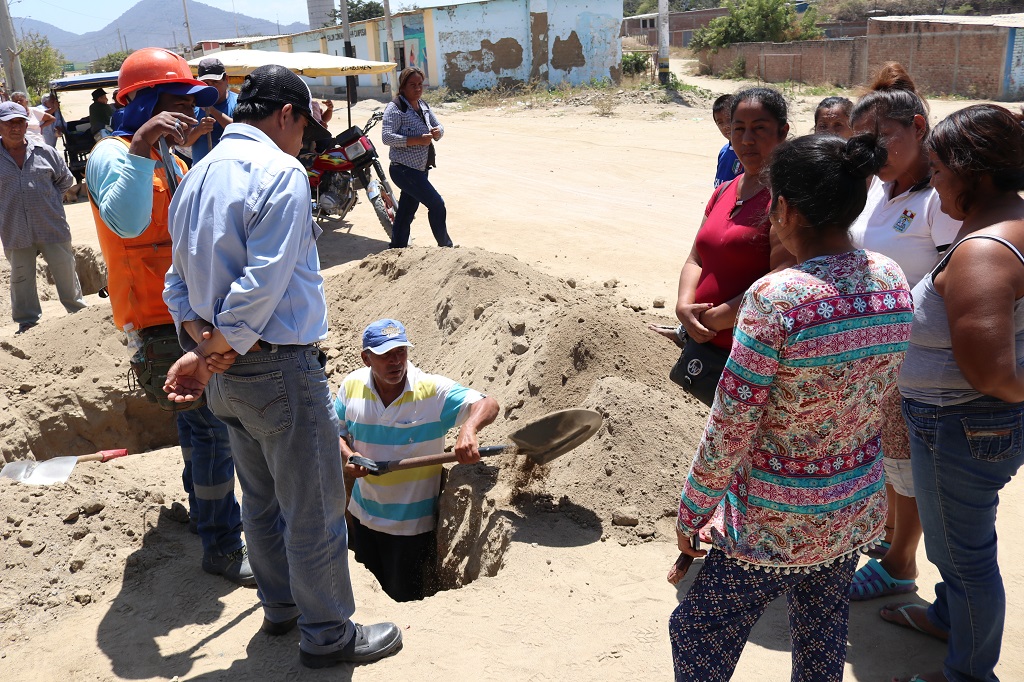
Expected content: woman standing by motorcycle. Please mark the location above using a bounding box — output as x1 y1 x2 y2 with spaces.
381 67 453 249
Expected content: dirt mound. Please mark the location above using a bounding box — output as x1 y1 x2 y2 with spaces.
0 304 179 464
0 448 191 637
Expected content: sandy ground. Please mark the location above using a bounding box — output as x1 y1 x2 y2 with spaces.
1 64 1023 681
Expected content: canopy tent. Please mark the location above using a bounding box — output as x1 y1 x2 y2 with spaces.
49 71 120 92
187 50 395 78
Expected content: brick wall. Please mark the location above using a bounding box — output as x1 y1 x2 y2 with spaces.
702 38 863 87
865 19 1009 99
697 18 1013 99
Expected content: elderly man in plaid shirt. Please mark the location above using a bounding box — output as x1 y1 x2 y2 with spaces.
0 101 86 334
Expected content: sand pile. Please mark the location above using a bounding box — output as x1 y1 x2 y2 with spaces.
0 245 709 629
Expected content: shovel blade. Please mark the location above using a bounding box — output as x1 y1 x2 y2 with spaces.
0 456 78 485
508 408 603 465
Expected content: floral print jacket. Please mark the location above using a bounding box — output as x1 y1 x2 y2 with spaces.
677 250 912 571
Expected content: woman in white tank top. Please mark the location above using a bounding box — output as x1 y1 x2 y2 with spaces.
886 104 1024 682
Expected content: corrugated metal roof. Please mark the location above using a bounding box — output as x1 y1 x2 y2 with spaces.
872 13 1024 28
203 35 291 45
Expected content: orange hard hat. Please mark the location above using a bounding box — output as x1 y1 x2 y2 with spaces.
116 48 214 106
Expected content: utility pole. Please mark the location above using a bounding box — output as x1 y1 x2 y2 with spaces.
181 0 195 58
657 0 669 86
338 0 357 123
381 0 396 91
0 0 27 94
231 0 239 38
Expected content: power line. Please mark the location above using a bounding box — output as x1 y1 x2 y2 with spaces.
24 0 117 23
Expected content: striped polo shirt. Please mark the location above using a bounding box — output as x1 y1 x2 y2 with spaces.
335 363 484 536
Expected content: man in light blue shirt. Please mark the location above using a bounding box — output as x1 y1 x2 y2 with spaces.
163 64 402 670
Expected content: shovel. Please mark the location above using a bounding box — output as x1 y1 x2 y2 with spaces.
0 449 129 485
349 408 602 476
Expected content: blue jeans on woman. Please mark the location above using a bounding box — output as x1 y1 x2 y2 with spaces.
388 162 452 248
902 396 1024 682
207 344 357 655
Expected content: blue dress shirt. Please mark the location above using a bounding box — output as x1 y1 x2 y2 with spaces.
164 123 329 354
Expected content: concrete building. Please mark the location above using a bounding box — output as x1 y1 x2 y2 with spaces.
620 8 729 47
698 13 1024 100
307 0 336 31
225 0 621 96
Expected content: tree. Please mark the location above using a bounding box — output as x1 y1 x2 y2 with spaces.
328 0 386 25
17 31 64 98
92 51 131 74
690 0 823 50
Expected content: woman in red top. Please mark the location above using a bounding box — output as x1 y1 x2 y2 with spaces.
659 88 794 401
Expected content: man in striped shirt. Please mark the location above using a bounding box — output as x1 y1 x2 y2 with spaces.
336 319 499 601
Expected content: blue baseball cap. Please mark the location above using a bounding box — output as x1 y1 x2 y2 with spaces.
362 319 414 355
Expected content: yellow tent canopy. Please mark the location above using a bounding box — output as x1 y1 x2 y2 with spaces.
188 49 396 78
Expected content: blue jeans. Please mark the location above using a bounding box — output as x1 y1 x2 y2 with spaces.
389 162 452 248
207 344 356 655
903 396 1024 682
175 405 243 556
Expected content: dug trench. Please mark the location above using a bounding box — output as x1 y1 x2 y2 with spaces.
0 247 709 634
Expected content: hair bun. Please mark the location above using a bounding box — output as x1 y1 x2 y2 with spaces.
843 134 887 179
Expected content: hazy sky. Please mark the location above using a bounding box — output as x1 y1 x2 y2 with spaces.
13 0 340 34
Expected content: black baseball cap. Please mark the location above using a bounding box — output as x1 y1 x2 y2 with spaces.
197 57 227 81
237 64 331 142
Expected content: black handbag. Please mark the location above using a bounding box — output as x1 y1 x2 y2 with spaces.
669 332 730 407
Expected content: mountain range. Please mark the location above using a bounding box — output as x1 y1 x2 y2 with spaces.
13 0 309 64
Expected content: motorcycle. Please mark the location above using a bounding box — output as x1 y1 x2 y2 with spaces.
306 110 397 237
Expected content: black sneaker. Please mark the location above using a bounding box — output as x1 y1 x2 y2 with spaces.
202 546 257 587
299 622 402 668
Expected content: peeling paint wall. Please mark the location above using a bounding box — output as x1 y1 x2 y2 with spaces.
434 0 532 90
545 5 621 86
432 0 621 90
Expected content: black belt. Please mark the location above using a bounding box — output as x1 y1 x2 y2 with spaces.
253 340 320 353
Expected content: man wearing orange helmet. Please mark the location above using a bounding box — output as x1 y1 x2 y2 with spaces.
86 47 252 587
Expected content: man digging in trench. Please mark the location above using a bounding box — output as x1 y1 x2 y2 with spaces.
337 319 499 602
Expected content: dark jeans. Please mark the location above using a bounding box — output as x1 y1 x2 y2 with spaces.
176 405 243 556
903 395 1024 682
349 515 437 602
389 162 452 248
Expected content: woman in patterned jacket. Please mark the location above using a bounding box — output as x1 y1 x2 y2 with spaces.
667 133 913 682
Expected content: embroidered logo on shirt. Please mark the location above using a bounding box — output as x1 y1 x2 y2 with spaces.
892 209 916 233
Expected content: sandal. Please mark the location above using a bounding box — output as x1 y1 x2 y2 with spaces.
879 603 948 642
848 558 917 601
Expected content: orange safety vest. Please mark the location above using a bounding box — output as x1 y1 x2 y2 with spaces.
90 137 185 332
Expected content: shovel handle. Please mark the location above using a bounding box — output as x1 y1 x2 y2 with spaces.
369 445 509 475
77 449 129 463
